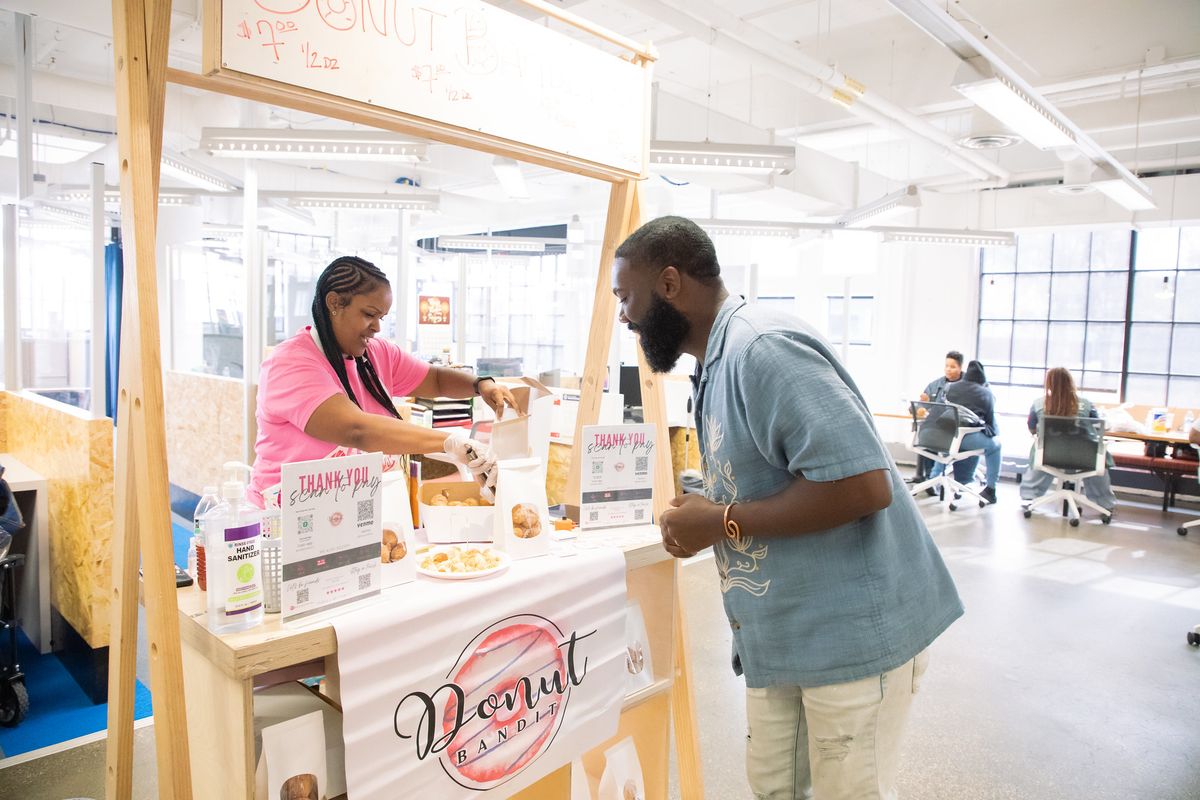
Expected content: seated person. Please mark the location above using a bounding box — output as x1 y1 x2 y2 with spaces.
912 350 964 486
1019 367 1116 512
931 360 1001 504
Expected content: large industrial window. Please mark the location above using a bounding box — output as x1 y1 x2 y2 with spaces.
977 225 1199 413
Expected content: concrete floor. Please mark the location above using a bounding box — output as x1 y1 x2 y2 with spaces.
2 482 1198 799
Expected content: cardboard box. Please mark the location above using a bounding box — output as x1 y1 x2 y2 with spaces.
419 481 495 543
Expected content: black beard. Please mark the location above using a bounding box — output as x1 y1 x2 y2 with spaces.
628 292 691 373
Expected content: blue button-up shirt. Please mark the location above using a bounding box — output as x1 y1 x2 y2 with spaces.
693 297 963 688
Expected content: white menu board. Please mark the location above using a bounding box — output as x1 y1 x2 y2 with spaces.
280 451 383 620
579 424 656 530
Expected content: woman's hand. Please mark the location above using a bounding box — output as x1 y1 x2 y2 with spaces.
479 380 522 418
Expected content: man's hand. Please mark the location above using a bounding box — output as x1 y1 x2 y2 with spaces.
659 493 725 558
919 392 930 401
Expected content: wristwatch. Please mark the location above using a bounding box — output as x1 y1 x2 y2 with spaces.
473 375 495 396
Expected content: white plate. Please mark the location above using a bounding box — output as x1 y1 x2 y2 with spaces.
416 547 511 580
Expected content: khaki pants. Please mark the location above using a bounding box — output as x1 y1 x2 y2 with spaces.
745 650 930 800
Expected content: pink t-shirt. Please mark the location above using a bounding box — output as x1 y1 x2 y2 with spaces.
249 327 430 506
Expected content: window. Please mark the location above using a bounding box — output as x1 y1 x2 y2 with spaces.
977 225 1200 409
827 295 874 346
169 242 246 378
16 220 97 409
1127 227 1200 406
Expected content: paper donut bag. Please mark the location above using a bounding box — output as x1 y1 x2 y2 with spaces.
262 710 328 800
598 736 644 800
379 472 416 588
492 457 551 560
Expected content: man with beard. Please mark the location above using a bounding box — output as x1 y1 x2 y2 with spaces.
612 217 963 800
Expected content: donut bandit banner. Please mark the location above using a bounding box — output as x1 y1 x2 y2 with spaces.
331 549 628 798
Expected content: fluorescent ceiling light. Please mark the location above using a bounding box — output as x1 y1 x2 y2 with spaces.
1092 164 1155 211
262 190 440 211
200 128 427 162
51 185 198 206
437 235 548 252
491 157 529 199
697 219 816 238
880 227 1015 247
837 185 921 227
952 61 1075 150
36 202 92 226
649 141 795 174
160 153 240 193
0 128 109 164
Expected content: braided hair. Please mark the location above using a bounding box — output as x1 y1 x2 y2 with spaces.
311 256 404 420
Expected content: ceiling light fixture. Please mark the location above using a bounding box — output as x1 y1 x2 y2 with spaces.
160 153 240 193
880 227 1015 247
491 157 529 199
437 235 549 252
1092 164 1155 211
200 128 428 162
0 127 109 165
51 186 199 206
836 185 921 228
36 202 92 226
263 190 440 211
951 61 1075 150
649 141 796 174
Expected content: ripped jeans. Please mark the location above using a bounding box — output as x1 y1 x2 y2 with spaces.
745 649 930 800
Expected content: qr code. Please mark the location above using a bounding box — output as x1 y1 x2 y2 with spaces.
635 456 648 472
588 511 599 522
357 499 372 524
297 514 313 534
358 573 372 590
634 508 645 521
296 588 309 604
592 461 603 474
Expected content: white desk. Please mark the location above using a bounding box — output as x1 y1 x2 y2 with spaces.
1 454 51 654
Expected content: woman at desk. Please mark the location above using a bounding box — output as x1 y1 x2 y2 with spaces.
1019 367 1116 513
249 255 519 508
933 360 1002 504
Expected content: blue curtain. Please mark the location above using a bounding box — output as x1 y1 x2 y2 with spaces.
105 240 123 421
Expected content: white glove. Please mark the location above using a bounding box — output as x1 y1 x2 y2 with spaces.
443 435 498 501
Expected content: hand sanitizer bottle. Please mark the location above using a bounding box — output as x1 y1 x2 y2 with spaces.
205 464 264 634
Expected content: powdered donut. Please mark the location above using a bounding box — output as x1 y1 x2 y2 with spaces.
280 773 318 800
390 542 407 561
382 528 398 547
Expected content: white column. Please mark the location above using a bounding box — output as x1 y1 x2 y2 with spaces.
3 204 17 389
455 253 467 364
90 163 106 418
842 277 852 365
242 161 261 463
393 210 409 347
748 262 760 302
13 13 33 201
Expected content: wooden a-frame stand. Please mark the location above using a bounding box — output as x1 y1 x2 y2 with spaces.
104 1 704 797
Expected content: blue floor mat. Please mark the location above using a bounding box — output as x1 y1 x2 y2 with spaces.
0 629 152 758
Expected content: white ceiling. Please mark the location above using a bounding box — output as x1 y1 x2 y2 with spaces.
1 0 1198 240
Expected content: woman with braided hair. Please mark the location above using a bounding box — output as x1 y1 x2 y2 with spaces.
249 255 518 508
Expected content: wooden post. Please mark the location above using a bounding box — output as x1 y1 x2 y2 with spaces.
106 0 193 798
566 179 638 505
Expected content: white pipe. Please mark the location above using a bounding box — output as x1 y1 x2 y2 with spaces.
639 0 1007 182
242 161 261 464
13 14 33 201
90 162 105 419
3 204 17 390
394 210 409 349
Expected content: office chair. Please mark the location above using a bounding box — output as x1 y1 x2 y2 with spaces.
908 401 987 511
1022 415 1112 526
1179 444 1199 537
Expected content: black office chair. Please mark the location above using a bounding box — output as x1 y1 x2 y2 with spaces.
1022 415 1111 526
908 401 987 511
1179 444 1199 538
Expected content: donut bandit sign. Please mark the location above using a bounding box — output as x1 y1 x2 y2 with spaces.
332 548 627 800
395 615 593 790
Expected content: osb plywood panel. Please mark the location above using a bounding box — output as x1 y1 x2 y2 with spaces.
546 441 571 507
669 426 700 496
5 391 113 648
164 371 246 494
0 390 7 452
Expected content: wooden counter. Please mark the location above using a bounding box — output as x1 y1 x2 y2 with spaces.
177 528 676 800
